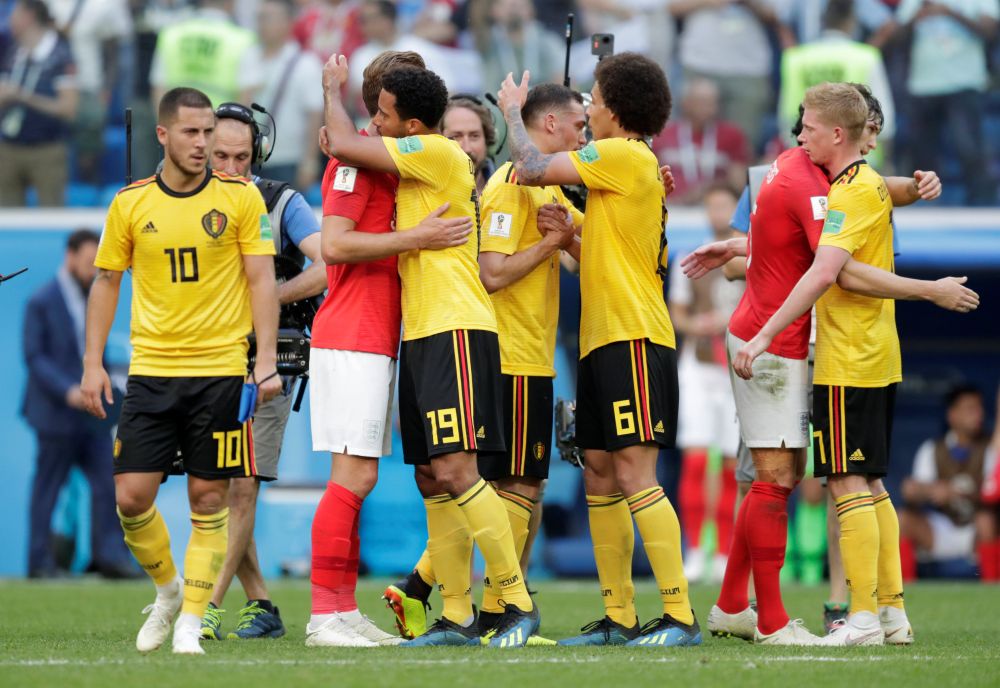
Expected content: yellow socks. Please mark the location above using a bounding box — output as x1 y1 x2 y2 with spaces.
481 489 536 614
414 548 436 587
119 505 177 586
627 487 693 625
182 509 229 617
587 493 637 627
873 492 905 609
424 494 474 624
835 492 879 615
456 479 532 611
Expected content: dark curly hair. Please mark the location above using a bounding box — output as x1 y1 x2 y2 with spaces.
381 66 448 129
594 52 671 138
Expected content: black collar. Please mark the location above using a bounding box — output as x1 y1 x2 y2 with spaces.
831 159 867 185
156 168 212 198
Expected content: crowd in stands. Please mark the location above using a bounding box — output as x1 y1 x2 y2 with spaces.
1 0 998 208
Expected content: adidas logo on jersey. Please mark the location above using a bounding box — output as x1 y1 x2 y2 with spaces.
654 420 665 433
141 221 157 233
849 448 866 462
476 426 486 439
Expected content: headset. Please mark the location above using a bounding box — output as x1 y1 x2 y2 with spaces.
214 102 277 169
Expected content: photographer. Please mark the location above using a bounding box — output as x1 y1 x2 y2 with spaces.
199 102 325 641
902 385 998 579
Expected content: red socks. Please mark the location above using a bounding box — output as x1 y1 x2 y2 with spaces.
980 540 1000 581
311 481 363 615
716 494 751 614
715 464 737 556
680 450 708 549
746 482 791 635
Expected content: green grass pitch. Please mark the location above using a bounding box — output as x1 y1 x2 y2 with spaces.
1 579 998 688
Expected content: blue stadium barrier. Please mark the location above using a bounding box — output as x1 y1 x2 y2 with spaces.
1 208 998 579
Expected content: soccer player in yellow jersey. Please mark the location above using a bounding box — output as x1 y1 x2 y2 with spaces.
79 87 282 655
384 83 586 641
499 53 699 647
321 55 538 648
733 83 979 646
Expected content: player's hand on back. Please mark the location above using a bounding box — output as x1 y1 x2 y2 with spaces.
913 170 941 201
681 240 737 280
660 165 676 198
931 276 980 313
413 202 473 250
80 365 113 419
318 126 333 158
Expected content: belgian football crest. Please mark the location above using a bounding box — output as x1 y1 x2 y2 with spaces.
201 209 228 239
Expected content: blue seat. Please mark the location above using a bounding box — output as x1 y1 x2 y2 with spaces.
99 126 127 186
65 183 99 207
305 182 322 207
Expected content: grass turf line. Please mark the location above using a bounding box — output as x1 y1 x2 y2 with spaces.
1 580 998 688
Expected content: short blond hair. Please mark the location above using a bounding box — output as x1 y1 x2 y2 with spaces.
802 82 867 143
361 51 425 117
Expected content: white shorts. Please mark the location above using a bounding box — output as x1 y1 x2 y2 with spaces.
309 348 396 457
927 511 976 561
727 330 810 449
677 350 740 456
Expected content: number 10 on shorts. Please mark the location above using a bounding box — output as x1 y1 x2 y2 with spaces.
213 430 243 468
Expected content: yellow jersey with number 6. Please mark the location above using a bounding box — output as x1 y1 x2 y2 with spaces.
95 170 274 377
814 160 901 388
383 134 497 341
568 137 674 358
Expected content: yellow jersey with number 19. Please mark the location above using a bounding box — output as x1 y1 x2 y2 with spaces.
480 162 584 377
383 134 497 341
95 170 274 377
813 160 901 388
568 137 674 359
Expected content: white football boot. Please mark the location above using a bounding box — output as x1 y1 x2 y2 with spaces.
755 619 822 646
818 611 885 646
305 615 378 648
879 606 914 645
136 576 183 653
707 604 757 641
172 614 205 655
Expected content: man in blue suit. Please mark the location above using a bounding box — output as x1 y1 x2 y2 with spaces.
22 228 131 578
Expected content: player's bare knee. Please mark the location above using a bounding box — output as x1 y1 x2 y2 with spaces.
495 476 542 501
867 477 886 497
228 477 259 508
116 492 155 518
188 480 229 515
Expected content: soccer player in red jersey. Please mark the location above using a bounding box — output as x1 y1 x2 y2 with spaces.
683 86 977 646
305 50 473 648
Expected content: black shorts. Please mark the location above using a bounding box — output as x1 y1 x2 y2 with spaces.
576 339 678 452
113 375 256 480
399 329 505 464
478 375 553 481
812 383 896 479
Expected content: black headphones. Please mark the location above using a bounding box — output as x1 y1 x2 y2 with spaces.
215 102 276 169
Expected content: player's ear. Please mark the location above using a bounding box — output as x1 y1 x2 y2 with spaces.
405 118 421 136
155 125 168 147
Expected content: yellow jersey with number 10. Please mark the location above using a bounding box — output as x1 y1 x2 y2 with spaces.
480 162 584 377
814 160 901 388
95 170 274 377
568 137 674 359
383 134 497 341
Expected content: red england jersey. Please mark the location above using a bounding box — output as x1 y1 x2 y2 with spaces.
311 141 401 358
728 146 830 359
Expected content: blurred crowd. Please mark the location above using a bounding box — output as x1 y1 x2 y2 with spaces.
1 0 998 208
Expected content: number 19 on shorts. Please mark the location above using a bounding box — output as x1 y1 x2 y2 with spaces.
426 407 460 446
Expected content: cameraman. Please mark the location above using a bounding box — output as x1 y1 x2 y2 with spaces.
200 102 325 641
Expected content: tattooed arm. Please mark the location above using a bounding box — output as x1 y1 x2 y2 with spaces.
498 72 583 187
